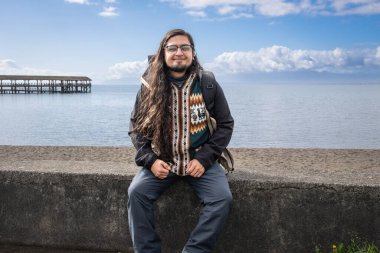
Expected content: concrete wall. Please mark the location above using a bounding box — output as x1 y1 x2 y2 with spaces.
0 146 379 253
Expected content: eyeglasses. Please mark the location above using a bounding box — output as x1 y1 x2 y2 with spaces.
165 44 193 53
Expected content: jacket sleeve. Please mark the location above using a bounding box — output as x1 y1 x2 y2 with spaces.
194 80 234 169
128 87 158 169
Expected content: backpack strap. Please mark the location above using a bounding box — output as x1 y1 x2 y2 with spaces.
200 70 235 173
200 70 216 88
200 70 217 113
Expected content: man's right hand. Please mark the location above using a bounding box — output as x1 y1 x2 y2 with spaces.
151 159 170 179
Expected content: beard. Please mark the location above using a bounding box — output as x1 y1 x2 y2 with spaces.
167 63 191 73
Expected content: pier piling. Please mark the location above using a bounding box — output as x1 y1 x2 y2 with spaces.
0 75 91 94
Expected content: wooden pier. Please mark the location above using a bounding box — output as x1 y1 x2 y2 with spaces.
0 75 91 94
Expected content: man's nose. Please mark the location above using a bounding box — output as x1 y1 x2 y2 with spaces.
175 48 184 56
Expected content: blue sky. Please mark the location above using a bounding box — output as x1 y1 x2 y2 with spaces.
1 0 380 84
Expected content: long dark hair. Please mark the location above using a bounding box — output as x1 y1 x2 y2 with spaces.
133 29 202 160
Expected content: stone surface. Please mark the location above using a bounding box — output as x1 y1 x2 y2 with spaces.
1 146 379 186
0 146 380 253
0 245 118 253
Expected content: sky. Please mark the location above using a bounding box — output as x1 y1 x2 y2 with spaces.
1 0 380 84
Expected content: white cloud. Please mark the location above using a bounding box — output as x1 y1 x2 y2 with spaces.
205 45 380 74
64 0 121 17
160 0 380 18
364 46 380 65
218 5 238 15
332 1 380 15
186 10 208 17
98 6 119 17
0 59 21 70
254 0 302 16
0 59 64 76
104 46 380 81
107 59 148 80
229 12 254 18
64 0 91 4
331 0 379 12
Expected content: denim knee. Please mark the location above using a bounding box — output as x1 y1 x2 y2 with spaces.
211 187 233 212
221 189 233 210
128 178 144 201
225 190 233 206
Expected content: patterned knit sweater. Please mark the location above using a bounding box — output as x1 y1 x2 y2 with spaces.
169 73 209 176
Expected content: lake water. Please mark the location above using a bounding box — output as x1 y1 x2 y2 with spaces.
0 83 379 149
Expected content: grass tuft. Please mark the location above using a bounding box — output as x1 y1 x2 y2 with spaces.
314 238 379 253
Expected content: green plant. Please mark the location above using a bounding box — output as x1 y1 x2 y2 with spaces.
314 238 379 253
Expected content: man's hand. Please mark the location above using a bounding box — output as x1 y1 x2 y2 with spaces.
151 159 170 179
186 159 205 178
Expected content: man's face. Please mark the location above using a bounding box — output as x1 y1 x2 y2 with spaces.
164 35 194 75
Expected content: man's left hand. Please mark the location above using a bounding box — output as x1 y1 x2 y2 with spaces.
187 159 205 178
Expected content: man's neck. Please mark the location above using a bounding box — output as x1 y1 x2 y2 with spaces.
169 71 186 79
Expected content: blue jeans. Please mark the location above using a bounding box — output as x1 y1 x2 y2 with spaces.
128 162 232 253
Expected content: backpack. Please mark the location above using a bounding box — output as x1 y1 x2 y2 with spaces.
200 71 235 173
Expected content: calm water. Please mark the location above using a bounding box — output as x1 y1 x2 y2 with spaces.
0 83 379 148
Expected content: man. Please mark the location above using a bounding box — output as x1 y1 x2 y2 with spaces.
128 28 234 253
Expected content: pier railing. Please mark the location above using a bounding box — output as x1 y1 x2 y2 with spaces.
0 75 91 94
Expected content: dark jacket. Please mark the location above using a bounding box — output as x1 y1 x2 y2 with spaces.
128 70 234 170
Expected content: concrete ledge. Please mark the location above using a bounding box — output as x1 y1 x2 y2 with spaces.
0 146 379 252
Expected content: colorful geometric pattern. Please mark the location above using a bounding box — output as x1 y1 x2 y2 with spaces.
169 73 208 176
